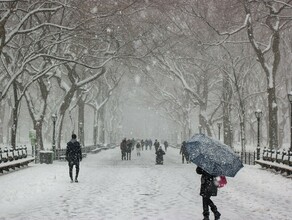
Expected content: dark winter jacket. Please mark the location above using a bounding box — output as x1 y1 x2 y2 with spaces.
164 141 168 148
196 167 217 198
154 141 160 151
120 140 127 152
126 141 132 152
180 142 189 156
66 139 82 164
156 148 165 159
136 142 141 149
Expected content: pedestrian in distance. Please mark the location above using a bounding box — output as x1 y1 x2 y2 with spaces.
180 141 190 163
155 146 165 165
145 139 148 150
66 134 82 183
120 138 127 160
126 139 132 160
164 140 168 152
196 166 221 220
136 142 141 156
154 139 160 152
149 139 153 150
141 139 144 151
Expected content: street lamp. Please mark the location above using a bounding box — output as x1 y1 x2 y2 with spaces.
255 109 262 160
288 91 292 152
217 123 222 140
51 113 57 159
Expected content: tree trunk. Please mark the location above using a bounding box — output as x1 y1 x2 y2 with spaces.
0 102 4 143
268 87 278 149
222 77 232 147
34 120 44 150
98 107 105 143
93 108 98 146
78 96 85 147
56 87 76 149
11 82 19 149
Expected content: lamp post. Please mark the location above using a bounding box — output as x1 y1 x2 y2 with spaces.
255 109 262 160
217 123 222 140
288 92 292 152
51 113 57 159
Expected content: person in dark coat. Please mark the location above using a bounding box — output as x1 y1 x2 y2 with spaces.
66 134 82 183
149 139 153 150
196 166 221 220
126 139 132 160
136 142 141 156
120 138 127 160
154 139 160 152
164 140 168 151
155 146 165 165
180 141 189 163
141 139 144 151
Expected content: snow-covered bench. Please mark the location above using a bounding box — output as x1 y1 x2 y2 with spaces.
0 157 35 173
255 160 292 175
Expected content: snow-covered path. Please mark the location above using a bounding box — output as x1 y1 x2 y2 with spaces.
0 147 291 220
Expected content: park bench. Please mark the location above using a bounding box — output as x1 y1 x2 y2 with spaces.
0 146 34 173
255 160 292 175
261 148 292 166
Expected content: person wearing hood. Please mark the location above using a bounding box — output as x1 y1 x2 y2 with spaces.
155 146 165 165
66 134 82 183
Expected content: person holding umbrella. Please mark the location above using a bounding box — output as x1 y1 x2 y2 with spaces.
185 134 243 220
196 166 221 220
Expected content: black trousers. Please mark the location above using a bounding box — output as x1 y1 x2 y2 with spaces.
126 152 131 160
202 196 217 216
182 154 189 163
69 162 80 180
121 151 126 160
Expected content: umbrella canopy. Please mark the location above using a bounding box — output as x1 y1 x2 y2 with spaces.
186 134 243 177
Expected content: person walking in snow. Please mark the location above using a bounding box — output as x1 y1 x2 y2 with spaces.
120 138 127 160
154 139 160 152
66 134 82 183
164 140 168 152
126 139 132 160
149 139 153 150
155 146 165 165
136 141 141 156
180 141 189 163
141 139 145 151
196 166 221 220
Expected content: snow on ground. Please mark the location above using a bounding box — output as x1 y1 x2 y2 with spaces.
0 146 291 220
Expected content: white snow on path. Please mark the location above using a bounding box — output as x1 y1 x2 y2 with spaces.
0 147 291 220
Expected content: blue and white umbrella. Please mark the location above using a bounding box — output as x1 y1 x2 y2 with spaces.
186 134 243 177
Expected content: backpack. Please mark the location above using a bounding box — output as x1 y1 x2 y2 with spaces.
214 176 227 188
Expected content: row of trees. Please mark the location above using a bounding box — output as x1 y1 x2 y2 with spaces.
0 0 148 149
136 0 292 150
0 0 291 151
